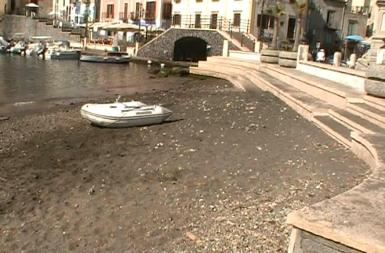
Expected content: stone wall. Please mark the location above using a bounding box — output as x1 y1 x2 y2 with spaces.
137 28 237 61
290 229 364 253
0 15 72 40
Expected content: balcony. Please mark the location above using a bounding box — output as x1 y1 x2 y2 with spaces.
348 5 371 15
119 12 129 23
101 12 114 22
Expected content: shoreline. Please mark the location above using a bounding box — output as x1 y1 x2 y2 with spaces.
0 77 369 252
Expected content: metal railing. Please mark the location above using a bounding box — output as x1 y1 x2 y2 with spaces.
171 15 255 50
172 15 251 33
347 5 371 15
119 12 129 22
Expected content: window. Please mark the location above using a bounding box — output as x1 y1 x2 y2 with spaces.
107 4 114 18
210 13 217 29
173 14 181 25
348 20 358 35
233 13 241 26
135 2 142 19
195 13 201 28
145 1 156 20
162 3 172 19
326 10 336 27
287 17 296 39
257 14 274 29
123 3 128 21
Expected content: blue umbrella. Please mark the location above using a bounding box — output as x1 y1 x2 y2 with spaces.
345 35 364 42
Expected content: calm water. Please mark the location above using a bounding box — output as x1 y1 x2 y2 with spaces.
0 55 183 109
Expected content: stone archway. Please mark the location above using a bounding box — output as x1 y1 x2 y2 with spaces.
173 36 208 62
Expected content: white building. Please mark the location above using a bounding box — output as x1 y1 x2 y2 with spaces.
52 0 96 24
98 0 172 29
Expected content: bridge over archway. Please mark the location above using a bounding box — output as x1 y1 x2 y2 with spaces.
137 28 237 62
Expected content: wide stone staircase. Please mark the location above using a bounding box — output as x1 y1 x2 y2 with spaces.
191 56 385 252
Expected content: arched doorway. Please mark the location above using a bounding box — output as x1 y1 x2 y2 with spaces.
173 37 208 62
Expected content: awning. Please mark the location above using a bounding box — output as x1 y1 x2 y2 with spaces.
345 35 364 42
103 23 145 31
25 3 39 8
89 22 113 29
48 11 61 16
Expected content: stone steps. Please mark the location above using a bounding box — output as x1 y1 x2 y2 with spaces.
262 65 362 109
313 115 352 148
348 102 385 129
364 95 385 111
329 108 385 134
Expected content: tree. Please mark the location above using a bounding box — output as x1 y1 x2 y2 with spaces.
266 0 285 50
291 0 307 52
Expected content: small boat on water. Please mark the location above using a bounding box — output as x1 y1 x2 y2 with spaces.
80 52 131 64
49 49 81 60
80 100 172 127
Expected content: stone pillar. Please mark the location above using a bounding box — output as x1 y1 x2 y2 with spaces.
368 1 385 62
222 40 229 57
297 45 309 62
254 41 262 53
376 48 385 64
135 42 139 56
365 0 385 97
349 53 357 68
333 52 342 67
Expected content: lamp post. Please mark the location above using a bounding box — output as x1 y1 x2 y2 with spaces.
258 0 265 41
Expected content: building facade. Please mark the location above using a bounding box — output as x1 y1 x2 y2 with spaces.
98 0 172 29
171 0 254 32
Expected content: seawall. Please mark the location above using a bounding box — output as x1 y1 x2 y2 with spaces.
0 15 73 41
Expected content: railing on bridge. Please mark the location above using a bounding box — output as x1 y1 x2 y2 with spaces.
171 14 255 51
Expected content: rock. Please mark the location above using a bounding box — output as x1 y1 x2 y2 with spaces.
0 116 10 121
186 231 199 241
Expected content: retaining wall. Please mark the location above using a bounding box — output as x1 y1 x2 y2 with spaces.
0 15 72 41
137 28 237 61
297 61 366 93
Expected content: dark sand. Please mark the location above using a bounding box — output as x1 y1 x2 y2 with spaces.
0 76 368 252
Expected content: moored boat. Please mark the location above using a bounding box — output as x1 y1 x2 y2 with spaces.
80 52 131 64
80 101 172 127
49 49 81 60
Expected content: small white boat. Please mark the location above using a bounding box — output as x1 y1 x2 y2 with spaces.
80 101 172 127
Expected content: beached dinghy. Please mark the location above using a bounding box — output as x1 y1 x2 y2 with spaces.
80 101 172 127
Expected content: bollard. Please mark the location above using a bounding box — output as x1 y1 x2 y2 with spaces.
333 52 342 67
349 53 357 68
376 49 385 64
222 40 229 57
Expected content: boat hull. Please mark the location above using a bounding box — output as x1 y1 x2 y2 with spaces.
81 109 172 127
80 55 130 64
50 51 80 60
80 102 172 128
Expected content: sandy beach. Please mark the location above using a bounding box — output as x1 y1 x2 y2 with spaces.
0 76 368 252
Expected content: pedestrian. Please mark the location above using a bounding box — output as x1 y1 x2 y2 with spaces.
316 49 325 63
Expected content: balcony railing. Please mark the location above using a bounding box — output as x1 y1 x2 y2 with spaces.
347 5 371 15
171 15 254 50
172 15 251 33
119 12 129 22
101 12 115 21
